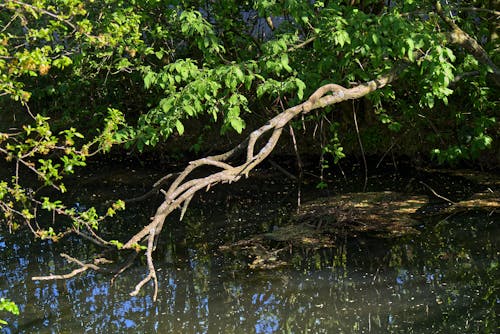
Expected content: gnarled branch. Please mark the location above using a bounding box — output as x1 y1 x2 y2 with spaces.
117 64 405 299
30 62 406 300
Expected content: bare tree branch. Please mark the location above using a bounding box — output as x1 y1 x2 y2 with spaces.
110 63 406 296
32 253 106 280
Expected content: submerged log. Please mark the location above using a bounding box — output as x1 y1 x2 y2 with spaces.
294 191 429 236
221 191 430 269
444 191 500 213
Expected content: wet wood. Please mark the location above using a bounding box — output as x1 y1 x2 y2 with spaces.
220 191 430 269
294 191 428 236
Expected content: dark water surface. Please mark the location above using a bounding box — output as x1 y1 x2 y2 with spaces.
0 165 498 333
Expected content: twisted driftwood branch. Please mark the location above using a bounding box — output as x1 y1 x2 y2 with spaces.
120 65 402 299
30 63 403 298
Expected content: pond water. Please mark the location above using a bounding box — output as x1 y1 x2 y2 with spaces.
0 164 498 333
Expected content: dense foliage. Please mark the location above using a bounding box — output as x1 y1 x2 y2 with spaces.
0 0 498 310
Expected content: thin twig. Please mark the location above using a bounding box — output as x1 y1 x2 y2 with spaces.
33 64 407 297
125 173 178 204
419 181 456 204
376 140 397 168
130 228 158 300
287 36 316 53
289 124 303 212
5 1 77 31
268 159 297 181
32 253 103 281
352 102 368 192
111 252 138 285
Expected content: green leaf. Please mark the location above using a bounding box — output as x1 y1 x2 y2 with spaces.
230 117 244 134
234 66 244 82
280 54 292 73
155 50 164 60
116 58 132 69
175 120 184 135
144 71 156 89
0 298 19 316
295 79 306 100
110 240 124 250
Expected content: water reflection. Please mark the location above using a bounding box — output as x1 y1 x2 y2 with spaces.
0 171 498 333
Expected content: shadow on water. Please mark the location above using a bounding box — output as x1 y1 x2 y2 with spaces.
0 164 498 333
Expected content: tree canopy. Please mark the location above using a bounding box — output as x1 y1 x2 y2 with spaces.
0 0 498 298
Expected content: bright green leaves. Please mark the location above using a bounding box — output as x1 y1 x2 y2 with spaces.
52 56 73 70
3 115 89 189
178 9 224 59
78 207 99 230
38 159 64 187
322 122 346 164
332 29 351 48
295 78 306 100
87 108 127 153
321 5 352 49
59 128 84 147
265 53 292 74
41 197 64 212
109 240 124 250
256 77 306 101
222 94 249 134
260 34 298 76
143 70 156 90
0 106 129 234
227 106 245 134
471 132 493 155
0 0 92 102
137 58 262 149
0 299 18 316
418 46 456 108
175 120 185 136
0 298 19 328
377 110 402 133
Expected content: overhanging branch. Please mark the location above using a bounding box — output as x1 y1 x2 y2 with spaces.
116 63 405 299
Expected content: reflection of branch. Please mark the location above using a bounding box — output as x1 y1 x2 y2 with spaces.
419 181 456 204
32 253 108 281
